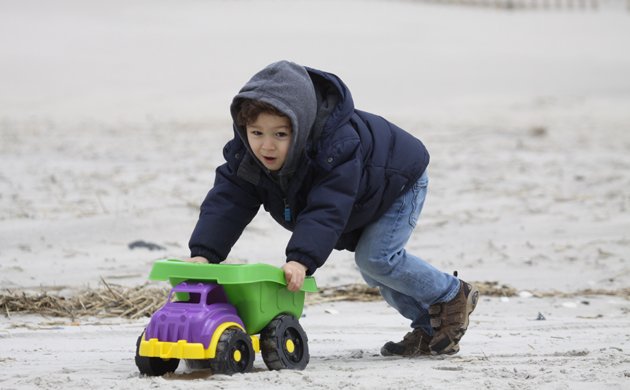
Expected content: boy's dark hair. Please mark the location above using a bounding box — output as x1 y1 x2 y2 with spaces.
236 99 288 126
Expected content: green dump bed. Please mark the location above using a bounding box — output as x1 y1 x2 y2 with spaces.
149 259 317 334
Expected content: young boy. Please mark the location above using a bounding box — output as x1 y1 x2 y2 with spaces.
187 60 479 356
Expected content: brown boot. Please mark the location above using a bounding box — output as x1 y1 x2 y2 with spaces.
428 279 479 355
381 328 432 357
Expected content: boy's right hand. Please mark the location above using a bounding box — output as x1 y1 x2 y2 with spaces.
185 256 209 263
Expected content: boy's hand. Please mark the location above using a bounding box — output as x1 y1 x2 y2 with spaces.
282 261 307 292
185 256 209 263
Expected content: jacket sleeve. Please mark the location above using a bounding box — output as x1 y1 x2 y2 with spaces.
285 136 362 275
189 162 261 263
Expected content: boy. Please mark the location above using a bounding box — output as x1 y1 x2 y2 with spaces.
187 60 479 356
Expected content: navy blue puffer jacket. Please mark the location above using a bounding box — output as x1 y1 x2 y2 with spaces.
189 62 429 275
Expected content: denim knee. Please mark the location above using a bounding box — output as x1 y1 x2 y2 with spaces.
354 241 396 276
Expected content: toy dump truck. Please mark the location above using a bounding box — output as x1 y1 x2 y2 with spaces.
135 259 317 376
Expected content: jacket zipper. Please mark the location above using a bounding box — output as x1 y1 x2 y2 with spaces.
283 198 292 223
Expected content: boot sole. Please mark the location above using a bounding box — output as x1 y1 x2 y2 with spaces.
462 284 480 334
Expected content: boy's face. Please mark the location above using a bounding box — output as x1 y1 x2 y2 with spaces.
246 112 292 171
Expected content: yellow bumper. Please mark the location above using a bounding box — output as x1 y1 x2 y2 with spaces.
139 323 260 360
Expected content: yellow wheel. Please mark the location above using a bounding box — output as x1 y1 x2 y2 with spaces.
285 339 295 353
233 349 242 362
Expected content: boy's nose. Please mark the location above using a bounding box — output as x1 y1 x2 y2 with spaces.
262 138 275 150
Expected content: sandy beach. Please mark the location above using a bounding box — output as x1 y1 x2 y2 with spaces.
1 0 629 388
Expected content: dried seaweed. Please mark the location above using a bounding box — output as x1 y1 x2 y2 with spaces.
306 281 520 304
1 280 627 319
0 280 168 320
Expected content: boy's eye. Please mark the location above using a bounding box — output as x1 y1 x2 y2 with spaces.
250 130 262 136
275 131 289 138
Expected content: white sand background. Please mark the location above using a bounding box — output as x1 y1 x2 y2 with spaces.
1 0 630 388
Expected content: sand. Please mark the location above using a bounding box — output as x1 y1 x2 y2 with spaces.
1 0 629 388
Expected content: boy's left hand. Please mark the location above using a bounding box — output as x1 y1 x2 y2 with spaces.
282 261 307 292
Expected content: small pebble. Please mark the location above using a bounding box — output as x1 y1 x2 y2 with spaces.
519 291 533 298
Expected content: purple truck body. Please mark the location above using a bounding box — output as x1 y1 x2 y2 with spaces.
144 282 244 349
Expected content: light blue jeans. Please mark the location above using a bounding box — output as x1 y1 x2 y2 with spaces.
354 171 460 335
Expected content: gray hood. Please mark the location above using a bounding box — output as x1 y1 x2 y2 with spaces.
230 60 317 178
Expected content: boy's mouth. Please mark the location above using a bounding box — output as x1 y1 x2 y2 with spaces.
262 156 277 164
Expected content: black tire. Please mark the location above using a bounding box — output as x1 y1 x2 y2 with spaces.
260 314 309 370
209 328 255 375
135 333 180 376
